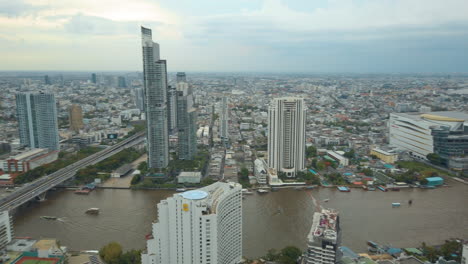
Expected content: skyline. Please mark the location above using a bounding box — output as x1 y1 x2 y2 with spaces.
2 0 468 73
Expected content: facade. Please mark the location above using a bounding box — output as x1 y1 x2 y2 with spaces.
389 112 468 166
91 73 97 84
69 104 84 132
306 208 341 264
268 97 306 177
176 72 186 83
118 76 127 88
370 148 398 164
177 82 197 160
326 151 349 166
0 148 58 173
141 26 169 169
16 92 60 151
142 182 243 264
0 211 13 252
220 96 229 143
167 85 178 133
134 88 145 112
254 159 268 185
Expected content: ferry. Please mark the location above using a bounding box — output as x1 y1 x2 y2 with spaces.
367 186 376 191
257 189 269 194
41 216 57 220
392 203 401 208
85 208 100 215
176 188 187 192
74 189 91 195
377 185 388 192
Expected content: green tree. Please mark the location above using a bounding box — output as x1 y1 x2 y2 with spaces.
118 249 142 264
264 248 280 261
344 149 355 159
100 242 123 264
426 153 443 166
306 146 317 158
278 246 302 264
131 174 141 185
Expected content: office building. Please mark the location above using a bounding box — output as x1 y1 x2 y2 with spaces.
177 82 197 160
268 97 306 177
16 92 60 151
176 72 186 83
91 73 97 84
118 76 127 88
306 208 341 264
44 75 51 85
133 88 145 112
389 112 468 166
69 104 84 132
142 182 243 264
254 159 268 185
167 85 178 132
141 26 169 169
0 211 13 253
220 96 229 143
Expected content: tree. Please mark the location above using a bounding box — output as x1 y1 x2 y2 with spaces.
131 174 141 185
344 149 355 159
426 153 443 166
306 146 317 158
264 248 280 261
100 242 123 264
316 161 326 171
278 246 302 264
118 249 142 264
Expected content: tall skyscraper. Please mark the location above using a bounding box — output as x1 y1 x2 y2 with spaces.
268 97 306 177
306 208 341 264
177 82 197 160
16 92 60 151
220 96 229 143
118 76 127 88
167 85 178 132
69 104 84 133
142 182 243 264
44 75 51 85
91 73 97 84
0 211 13 253
141 26 169 169
133 88 145 112
176 72 186 83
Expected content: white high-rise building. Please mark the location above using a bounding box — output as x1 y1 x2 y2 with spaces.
0 211 13 252
268 97 306 177
220 96 229 143
306 208 341 264
141 26 169 169
142 182 243 264
16 92 60 151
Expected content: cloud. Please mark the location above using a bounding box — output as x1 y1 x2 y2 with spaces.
0 0 45 16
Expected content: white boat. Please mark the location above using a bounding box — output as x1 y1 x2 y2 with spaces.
392 203 401 208
176 188 187 192
257 189 269 194
85 208 100 214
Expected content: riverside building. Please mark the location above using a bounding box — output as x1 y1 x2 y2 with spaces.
267 97 306 177
306 208 341 264
141 182 243 264
141 26 169 169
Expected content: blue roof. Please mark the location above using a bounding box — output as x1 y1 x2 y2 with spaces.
309 169 317 175
387 248 402 255
180 190 209 200
344 172 353 176
338 186 350 191
426 177 443 182
384 164 394 169
340 246 359 259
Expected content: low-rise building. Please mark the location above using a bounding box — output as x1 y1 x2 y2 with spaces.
177 171 202 184
370 148 398 164
326 150 349 166
0 149 59 173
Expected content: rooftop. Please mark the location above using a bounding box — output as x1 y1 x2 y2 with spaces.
308 208 339 243
395 111 468 122
180 190 209 200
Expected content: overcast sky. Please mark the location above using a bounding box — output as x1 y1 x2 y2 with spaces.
1 0 468 73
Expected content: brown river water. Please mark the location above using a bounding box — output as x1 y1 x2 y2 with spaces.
13 180 468 258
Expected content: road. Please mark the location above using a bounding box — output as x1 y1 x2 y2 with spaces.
0 132 145 212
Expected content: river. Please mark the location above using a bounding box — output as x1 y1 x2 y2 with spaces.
13 180 468 258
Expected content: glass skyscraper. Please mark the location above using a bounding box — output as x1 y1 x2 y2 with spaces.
141 26 169 169
16 92 60 151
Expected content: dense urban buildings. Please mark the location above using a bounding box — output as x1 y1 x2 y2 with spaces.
141 26 169 169
268 97 306 177
68 104 84 133
177 82 197 160
15 92 59 151
306 208 341 264
142 182 243 264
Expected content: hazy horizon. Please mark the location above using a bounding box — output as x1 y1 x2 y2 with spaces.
2 0 468 73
